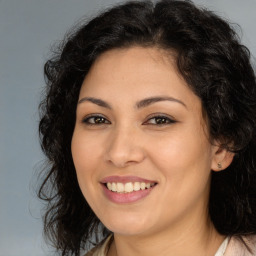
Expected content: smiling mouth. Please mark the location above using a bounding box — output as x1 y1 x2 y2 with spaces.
104 182 157 193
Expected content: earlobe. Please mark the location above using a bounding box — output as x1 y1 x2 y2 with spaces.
211 146 235 172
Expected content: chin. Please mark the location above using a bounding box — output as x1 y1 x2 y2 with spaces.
102 213 152 236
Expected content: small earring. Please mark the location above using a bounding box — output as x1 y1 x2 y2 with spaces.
217 162 222 169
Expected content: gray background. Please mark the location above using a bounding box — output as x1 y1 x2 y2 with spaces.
1 0 255 255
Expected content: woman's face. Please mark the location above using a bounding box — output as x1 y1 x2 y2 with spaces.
72 47 220 237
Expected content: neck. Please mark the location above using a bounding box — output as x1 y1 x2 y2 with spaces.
108 216 225 256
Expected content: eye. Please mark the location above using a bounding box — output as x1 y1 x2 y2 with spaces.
144 115 176 126
82 115 110 125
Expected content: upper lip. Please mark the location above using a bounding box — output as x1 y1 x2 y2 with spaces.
100 175 157 184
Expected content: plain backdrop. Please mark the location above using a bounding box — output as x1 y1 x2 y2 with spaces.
1 0 255 255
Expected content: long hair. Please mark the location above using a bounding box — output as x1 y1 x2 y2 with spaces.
38 1 256 255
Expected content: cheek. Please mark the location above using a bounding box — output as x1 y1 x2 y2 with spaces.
72 129 102 169
71 131 106 214
71 130 102 193
150 134 212 210
147 128 213 186
147 132 195 169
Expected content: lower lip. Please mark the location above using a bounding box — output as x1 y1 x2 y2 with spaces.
101 184 155 204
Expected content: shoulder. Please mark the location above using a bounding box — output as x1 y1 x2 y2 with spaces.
84 236 113 256
225 235 256 256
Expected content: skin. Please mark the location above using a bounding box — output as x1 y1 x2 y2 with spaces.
71 47 233 256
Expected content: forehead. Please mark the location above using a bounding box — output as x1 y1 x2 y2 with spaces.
80 47 190 98
80 47 202 112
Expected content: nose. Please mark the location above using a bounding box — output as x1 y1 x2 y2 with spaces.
104 126 146 168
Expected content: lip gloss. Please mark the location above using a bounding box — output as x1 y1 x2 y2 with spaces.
101 184 155 204
100 176 157 204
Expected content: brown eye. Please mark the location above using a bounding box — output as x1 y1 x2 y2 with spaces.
82 115 110 125
94 117 106 124
154 117 169 124
145 115 176 125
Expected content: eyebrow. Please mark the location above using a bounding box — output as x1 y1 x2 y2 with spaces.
136 96 187 109
78 97 112 109
78 96 187 109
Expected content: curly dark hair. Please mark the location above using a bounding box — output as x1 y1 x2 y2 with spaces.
38 0 256 255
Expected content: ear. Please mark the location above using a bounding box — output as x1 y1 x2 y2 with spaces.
211 143 235 172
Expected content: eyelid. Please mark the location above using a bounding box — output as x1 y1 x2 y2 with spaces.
143 113 177 125
81 113 111 125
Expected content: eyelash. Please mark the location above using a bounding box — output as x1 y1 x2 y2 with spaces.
82 115 110 125
143 115 177 125
82 114 176 126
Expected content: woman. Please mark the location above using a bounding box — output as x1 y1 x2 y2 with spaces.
38 0 256 255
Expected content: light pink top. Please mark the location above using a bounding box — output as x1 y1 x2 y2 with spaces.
85 235 256 256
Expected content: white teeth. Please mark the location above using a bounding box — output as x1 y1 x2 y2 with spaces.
107 183 112 190
106 181 155 193
124 182 133 193
134 182 140 191
117 183 124 193
111 182 117 192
